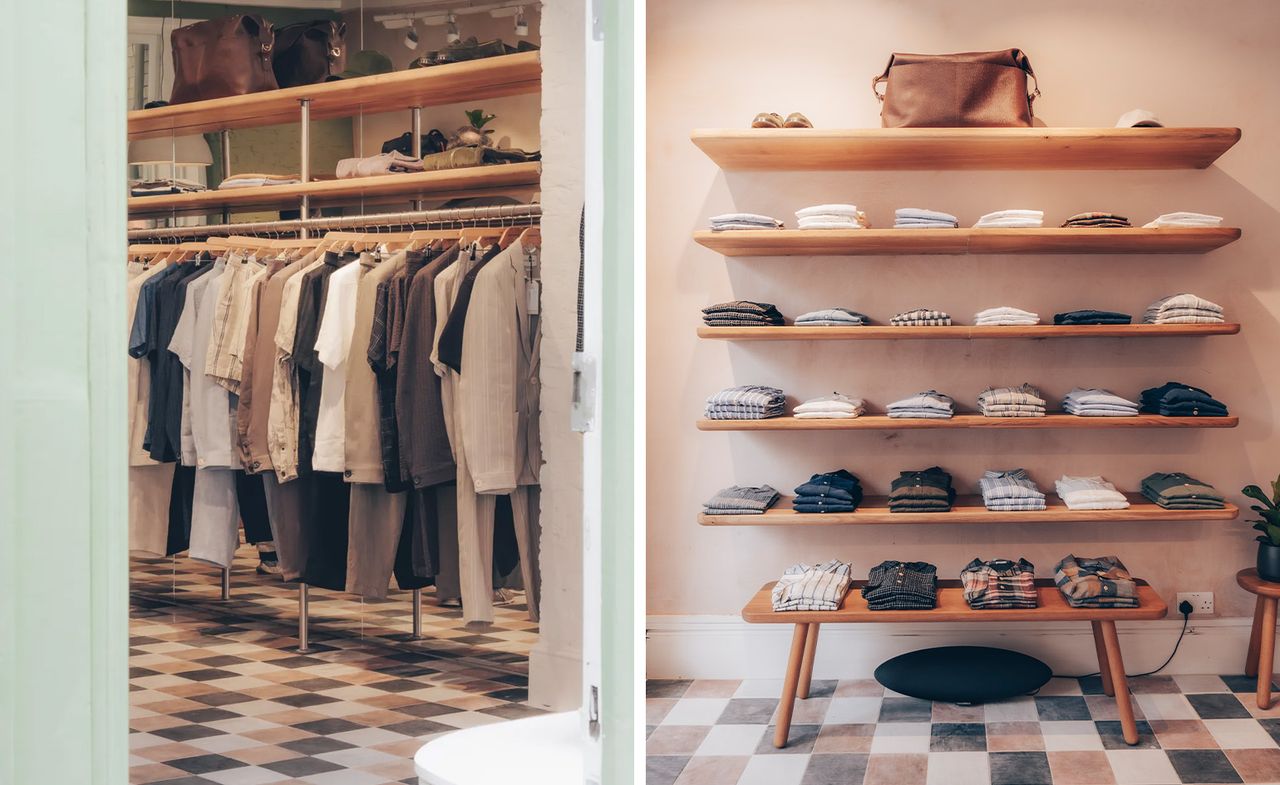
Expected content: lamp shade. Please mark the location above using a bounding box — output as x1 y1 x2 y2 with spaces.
128 134 214 166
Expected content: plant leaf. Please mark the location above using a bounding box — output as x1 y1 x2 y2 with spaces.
1244 485 1278 509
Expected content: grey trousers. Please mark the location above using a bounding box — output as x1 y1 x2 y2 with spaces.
189 467 239 569
262 473 308 581
130 462 176 557
346 484 408 599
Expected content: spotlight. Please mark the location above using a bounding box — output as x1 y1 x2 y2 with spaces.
446 12 460 43
403 23 420 49
514 6 528 36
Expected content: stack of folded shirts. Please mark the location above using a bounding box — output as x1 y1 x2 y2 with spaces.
130 178 207 196
701 300 785 327
1054 555 1139 608
1062 212 1131 228
973 209 1044 228
862 561 938 610
1140 472 1226 510
889 467 956 513
1140 381 1229 417
887 390 954 419
794 393 864 419
792 469 863 513
1062 388 1140 417
335 151 425 179
709 213 783 231
218 172 301 189
978 384 1046 418
1142 294 1225 324
1143 212 1223 228
772 560 853 611
961 558 1039 609
894 207 958 228
795 204 868 230
794 308 868 327
703 485 780 515
1055 475 1130 510
974 306 1040 326
704 385 786 420
979 469 1047 511
1053 309 1132 325
891 308 952 326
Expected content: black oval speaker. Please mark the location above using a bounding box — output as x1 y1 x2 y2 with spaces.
874 646 1052 704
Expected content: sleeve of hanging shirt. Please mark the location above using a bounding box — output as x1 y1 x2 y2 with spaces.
168 283 200 370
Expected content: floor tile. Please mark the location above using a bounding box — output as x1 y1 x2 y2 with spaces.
737 753 810 785
1094 720 1160 750
778 698 831 726
692 724 765 756
646 755 689 785
201 767 292 785
834 680 884 698
986 722 1045 752
862 753 928 785
990 751 1052 785
1104 750 1178 785
647 699 677 725
1221 676 1279 694
647 725 712 755
757 725 820 755
672 755 747 785
1224 747 1280 783
1164 748 1243 783
1086 695 1146 723
824 697 882 725
1148 720 1217 749
720 699 780 725
683 680 742 699
1040 679 1087 697
931 703 984 723
647 680 691 699
661 698 730 726
1135 694 1198 721
1173 675 1231 695
925 751 990 785
1037 697 1093 722
1128 677 1180 695
1042 721 1105 751
1203 719 1280 749
879 697 932 723
929 723 986 752
1046 751 1116 785
732 679 785 699
800 753 869 785
1190 693 1254 720
985 697 1039 723
813 724 876 754
870 723 931 754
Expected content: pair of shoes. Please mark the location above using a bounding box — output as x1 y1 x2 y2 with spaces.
751 112 812 129
256 558 281 576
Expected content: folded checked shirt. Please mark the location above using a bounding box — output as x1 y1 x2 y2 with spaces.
891 308 952 326
795 308 867 325
1063 388 1139 416
1142 212 1223 228
887 390 954 418
1140 472 1224 509
1054 554 1139 607
794 393 864 418
979 469 1046 503
1143 294 1224 324
1053 309 1132 325
703 484 780 514
961 558 1038 609
979 384 1046 408
1055 475 1130 510
705 385 786 419
862 561 938 609
772 560 853 611
975 306 1040 325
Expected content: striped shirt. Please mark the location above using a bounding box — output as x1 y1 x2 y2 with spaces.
772 560 853 611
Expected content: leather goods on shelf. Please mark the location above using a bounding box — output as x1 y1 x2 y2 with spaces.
381 130 449 157
872 49 1040 128
170 14 279 104
410 37 539 68
272 20 347 88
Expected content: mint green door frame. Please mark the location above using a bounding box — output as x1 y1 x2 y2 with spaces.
0 2 128 784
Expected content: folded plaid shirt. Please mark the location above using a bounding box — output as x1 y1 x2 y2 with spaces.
703 484 780 514
961 558 1039 609
979 469 1046 505
772 560 853 611
1143 293 1223 319
979 384 1046 407
887 390 954 418
891 308 952 326
702 300 785 319
1054 554 1139 607
705 385 785 419
862 561 938 610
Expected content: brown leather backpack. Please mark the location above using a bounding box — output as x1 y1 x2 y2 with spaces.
170 15 278 104
272 20 347 88
873 49 1040 127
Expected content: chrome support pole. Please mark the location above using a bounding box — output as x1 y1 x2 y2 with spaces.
297 583 314 653
219 130 232 225
410 107 423 212
220 568 231 600
299 98 312 237
411 588 424 640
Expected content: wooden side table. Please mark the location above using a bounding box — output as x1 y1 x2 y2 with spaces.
1238 568 1280 708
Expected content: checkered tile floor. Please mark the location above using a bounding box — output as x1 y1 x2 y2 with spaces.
130 547 541 785
647 675 1280 785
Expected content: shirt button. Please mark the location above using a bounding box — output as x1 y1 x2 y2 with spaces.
251 461 261 470
344 470 352 477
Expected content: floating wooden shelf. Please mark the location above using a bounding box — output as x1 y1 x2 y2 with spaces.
698 324 1241 341
127 163 541 218
741 579 1167 624
692 127 1241 171
128 52 542 140
693 227 1241 256
697 414 1238 431
700 493 1238 526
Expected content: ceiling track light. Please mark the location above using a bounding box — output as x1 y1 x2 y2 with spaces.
446 12 460 43
514 6 528 36
403 22 420 49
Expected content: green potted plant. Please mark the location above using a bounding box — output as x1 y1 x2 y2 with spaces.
1242 475 1280 581
450 108 497 148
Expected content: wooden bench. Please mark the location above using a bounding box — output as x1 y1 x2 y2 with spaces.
742 578 1168 748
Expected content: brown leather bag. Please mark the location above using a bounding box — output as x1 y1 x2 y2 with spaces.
272 20 347 88
872 49 1040 127
169 15 278 104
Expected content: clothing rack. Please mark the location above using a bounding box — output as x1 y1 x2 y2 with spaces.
127 203 542 242
133 205 542 653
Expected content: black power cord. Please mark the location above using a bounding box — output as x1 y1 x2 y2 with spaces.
1052 600 1192 681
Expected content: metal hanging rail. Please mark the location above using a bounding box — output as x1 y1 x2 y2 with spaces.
127 203 542 242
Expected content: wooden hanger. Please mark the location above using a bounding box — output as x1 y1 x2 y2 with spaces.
517 226 541 249
458 227 500 246
498 226 522 250
406 228 459 251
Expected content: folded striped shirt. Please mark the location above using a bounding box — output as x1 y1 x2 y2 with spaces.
772 560 853 611
795 308 868 325
979 469 1046 503
979 384 1046 408
705 385 785 419
891 308 952 326
1143 294 1224 324
887 390 954 417
703 484 780 515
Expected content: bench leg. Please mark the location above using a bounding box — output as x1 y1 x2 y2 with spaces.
774 623 809 749
797 624 820 700
1099 620 1139 745
1258 597 1277 710
1091 621 1114 697
1246 596 1265 678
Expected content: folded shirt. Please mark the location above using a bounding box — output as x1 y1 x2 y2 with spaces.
705 385 786 420
335 151 424 179
862 561 938 609
1142 294 1224 325
130 177 207 195
1140 471 1225 510
796 204 862 219
702 301 785 326
891 308 952 327
887 390 954 419
979 469 1046 510
795 308 868 326
793 467 863 513
772 560 853 611
1062 212 1131 228
1140 381 1229 417
1143 212 1223 228
796 205 869 230
974 209 1044 228
979 384 1046 408
1055 475 1130 510
1054 555 1139 608
895 207 958 228
703 484 780 515
218 173 301 189
975 306 1040 326
794 393 864 418
1053 309 1132 325
709 213 783 231
961 558 1038 609
1062 388 1139 417
889 467 955 513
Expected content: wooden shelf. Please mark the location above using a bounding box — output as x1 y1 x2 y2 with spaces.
692 127 1241 171
127 163 541 218
128 52 541 140
742 579 1168 623
701 493 1238 526
698 324 1241 341
693 227 1241 256
697 414 1238 431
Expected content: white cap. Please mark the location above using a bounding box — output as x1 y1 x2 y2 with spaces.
1115 109 1164 128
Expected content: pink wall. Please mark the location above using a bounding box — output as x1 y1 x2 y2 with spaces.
646 0 1280 621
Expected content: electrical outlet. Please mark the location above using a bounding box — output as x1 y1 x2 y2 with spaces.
1177 592 1214 615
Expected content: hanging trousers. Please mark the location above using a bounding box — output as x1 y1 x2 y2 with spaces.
346 484 408 599
189 467 240 569
130 463 176 557
262 472 309 581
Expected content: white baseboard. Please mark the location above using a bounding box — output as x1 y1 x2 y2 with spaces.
646 615 1269 680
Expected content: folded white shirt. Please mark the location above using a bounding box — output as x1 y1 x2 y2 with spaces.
974 217 1044 228
1143 212 1223 228
798 219 864 230
1055 475 1130 510
975 306 1040 325
796 204 861 219
795 394 865 415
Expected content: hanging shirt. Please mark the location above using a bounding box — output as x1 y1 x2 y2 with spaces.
170 258 237 468
311 254 365 473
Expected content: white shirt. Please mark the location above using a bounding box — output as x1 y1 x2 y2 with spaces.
310 257 364 473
